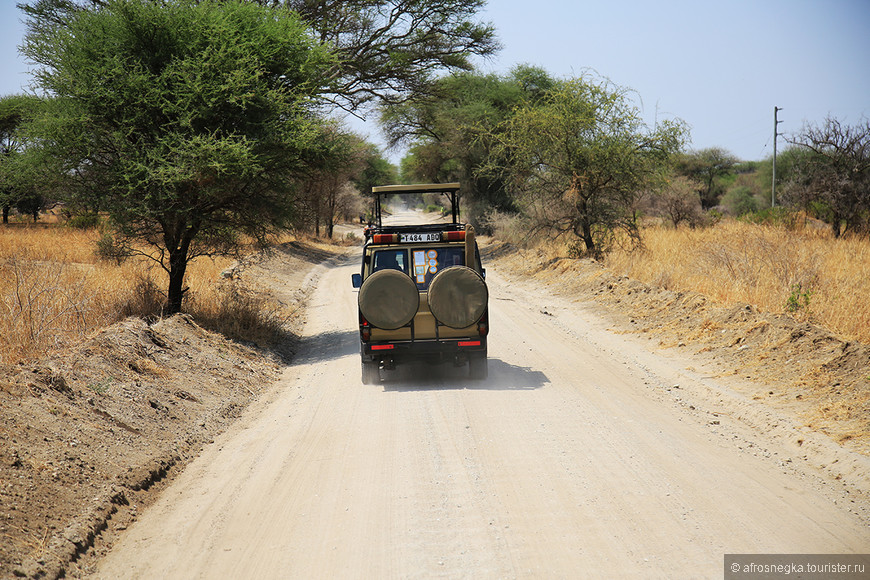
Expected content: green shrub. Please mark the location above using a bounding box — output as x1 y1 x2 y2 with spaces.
66 213 102 229
722 186 758 216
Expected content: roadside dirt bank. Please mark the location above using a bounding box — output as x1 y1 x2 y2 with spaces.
0 241 344 579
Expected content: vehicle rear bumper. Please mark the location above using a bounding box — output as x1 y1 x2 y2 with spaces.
361 337 486 363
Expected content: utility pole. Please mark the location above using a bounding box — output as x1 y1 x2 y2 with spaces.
772 106 783 207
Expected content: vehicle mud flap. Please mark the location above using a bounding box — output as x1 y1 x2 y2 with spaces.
361 360 380 384
358 269 419 330
427 266 488 329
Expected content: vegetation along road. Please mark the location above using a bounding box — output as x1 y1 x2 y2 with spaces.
90 247 870 579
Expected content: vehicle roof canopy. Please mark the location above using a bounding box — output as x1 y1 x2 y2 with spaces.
370 182 462 227
371 183 460 195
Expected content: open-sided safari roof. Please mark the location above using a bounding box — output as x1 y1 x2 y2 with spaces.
370 182 462 228
371 182 460 195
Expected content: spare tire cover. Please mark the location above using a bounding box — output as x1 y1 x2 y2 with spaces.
428 266 488 329
358 269 419 330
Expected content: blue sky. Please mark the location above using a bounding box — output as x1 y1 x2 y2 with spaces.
2 1 868 162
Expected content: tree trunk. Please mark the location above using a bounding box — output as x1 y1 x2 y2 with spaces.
164 225 195 315
2 204 9 224
574 196 595 254
166 247 189 315
581 220 595 253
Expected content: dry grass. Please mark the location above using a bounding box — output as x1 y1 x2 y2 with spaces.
0 225 278 364
603 220 870 343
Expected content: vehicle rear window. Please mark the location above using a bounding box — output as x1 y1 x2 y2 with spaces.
372 249 408 273
411 247 464 289
371 246 466 289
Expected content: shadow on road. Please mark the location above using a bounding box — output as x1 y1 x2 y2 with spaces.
292 329 359 364
291 327 549 392
381 358 549 392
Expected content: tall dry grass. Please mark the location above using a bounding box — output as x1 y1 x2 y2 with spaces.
603 220 870 343
0 225 277 364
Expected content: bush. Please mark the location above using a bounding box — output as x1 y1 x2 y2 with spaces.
722 186 758 216
655 176 705 228
95 232 130 264
187 282 288 349
118 274 165 320
481 209 532 246
66 213 102 229
740 206 799 229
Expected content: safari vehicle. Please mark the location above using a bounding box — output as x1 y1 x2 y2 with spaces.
351 183 489 384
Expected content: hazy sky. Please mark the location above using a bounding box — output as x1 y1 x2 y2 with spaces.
2 1 868 162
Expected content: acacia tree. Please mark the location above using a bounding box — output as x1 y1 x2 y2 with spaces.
22 0 335 313
785 117 870 237
487 76 687 255
282 0 499 110
656 175 704 228
675 147 739 210
21 0 499 112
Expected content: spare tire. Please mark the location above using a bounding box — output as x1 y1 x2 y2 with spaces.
358 269 419 330
428 266 488 329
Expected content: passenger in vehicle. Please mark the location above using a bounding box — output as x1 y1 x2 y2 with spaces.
373 250 407 273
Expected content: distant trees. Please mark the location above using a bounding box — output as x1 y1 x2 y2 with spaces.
0 94 42 223
297 127 394 237
390 70 687 252
674 147 739 210
381 66 555 226
783 117 870 237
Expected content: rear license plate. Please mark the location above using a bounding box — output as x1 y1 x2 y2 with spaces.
399 232 441 243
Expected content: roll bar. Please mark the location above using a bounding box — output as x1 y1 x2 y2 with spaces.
370 183 461 228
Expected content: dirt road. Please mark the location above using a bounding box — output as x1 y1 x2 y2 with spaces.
91 250 869 578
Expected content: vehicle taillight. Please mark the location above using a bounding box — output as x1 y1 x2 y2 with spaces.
371 344 395 351
372 233 398 244
477 312 488 337
442 230 466 242
360 315 371 342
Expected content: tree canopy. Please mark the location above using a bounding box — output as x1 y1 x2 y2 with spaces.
284 0 500 111
484 76 687 255
22 0 336 312
20 0 500 112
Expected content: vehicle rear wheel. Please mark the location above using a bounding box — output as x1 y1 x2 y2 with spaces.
361 360 380 385
469 353 488 380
